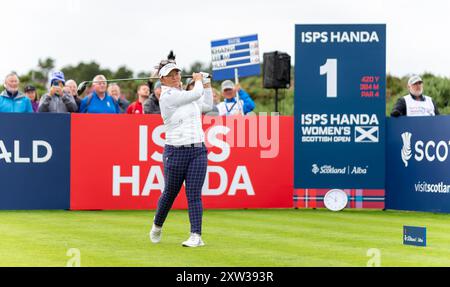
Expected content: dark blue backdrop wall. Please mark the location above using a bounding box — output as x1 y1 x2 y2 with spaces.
386 116 450 213
0 113 70 209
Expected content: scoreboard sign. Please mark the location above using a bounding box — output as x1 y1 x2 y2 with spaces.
211 34 261 81
294 24 386 189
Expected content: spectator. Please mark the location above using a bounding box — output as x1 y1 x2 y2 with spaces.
391 75 439 117
108 83 129 113
79 75 120 114
212 88 221 106
216 80 255 116
65 80 82 111
209 88 221 114
0 73 33 113
143 80 162 114
127 84 150 114
24 85 39 112
38 71 78 113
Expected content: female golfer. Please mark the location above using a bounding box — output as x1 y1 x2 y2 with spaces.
150 61 213 247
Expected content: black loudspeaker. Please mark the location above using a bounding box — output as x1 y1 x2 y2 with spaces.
263 51 291 89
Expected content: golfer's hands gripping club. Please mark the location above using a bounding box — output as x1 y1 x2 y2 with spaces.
192 73 203 82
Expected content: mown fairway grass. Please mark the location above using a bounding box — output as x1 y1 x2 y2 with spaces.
0 209 449 267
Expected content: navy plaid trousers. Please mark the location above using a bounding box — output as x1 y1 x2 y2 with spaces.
154 143 208 235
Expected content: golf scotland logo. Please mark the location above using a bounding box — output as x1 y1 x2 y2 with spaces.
312 164 320 174
401 132 412 167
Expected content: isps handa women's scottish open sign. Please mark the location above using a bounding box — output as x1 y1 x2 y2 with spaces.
294 24 386 191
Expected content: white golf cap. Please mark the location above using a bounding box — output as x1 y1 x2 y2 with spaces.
221 80 234 91
408 75 423 85
158 63 181 78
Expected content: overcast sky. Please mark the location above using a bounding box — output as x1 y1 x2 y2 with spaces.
1 0 450 79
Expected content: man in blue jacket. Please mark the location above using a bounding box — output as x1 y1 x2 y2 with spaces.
216 80 255 116
79 75 120 114
0 73 33 113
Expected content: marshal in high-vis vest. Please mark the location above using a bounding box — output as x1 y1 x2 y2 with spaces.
391 75 439 117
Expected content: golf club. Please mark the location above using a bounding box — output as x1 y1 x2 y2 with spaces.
77 73 211 95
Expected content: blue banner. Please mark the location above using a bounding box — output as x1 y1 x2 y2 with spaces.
294 24 386 189
386 116 450 213
0 113 70 209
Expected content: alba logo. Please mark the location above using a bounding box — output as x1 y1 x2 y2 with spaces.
401 132 450 167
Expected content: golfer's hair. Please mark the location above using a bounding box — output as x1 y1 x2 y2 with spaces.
155 59 176 75
4 72 19 83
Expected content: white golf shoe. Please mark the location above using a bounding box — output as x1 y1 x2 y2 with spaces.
182 233 205 247
149 224 162 243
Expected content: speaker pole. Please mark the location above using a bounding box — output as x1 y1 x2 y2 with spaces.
234 68 244 116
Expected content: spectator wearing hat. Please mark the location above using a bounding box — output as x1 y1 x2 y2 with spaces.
38 71 78 113
64 80 82 111
127 84 150 114
0 72 33 113
108 83 129 113
24 85 39 112
391 75 439 117
79 75 120 114
216 80 255 116
143 81 162 114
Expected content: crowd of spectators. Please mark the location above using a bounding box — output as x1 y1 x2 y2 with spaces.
0 71 256 116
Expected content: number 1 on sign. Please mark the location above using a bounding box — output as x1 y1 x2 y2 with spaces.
320 59 337 98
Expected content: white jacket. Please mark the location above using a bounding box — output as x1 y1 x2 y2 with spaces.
159 80 213 146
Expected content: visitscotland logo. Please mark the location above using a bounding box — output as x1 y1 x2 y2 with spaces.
414 181 450 194
312 164 320 174
401 132 412 167
311 164 346 175
401 132 450 167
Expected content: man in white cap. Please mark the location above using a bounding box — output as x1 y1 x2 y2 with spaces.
391 75 439 117
216 80 255 116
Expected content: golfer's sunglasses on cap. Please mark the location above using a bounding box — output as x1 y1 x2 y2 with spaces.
158 59 177 71
160 59 176 66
